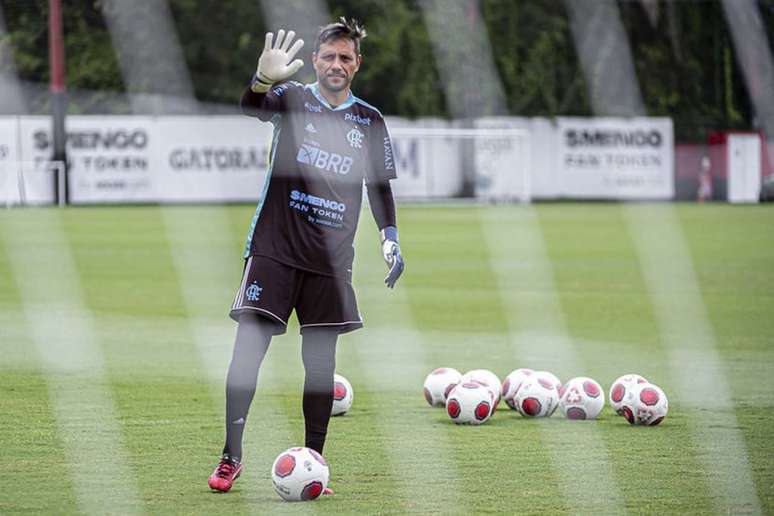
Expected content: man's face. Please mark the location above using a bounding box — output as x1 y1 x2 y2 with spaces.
313 38 361 94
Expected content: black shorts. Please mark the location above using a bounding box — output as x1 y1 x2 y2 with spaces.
230 256 363 335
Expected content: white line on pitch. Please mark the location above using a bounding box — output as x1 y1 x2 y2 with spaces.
0 211 142 515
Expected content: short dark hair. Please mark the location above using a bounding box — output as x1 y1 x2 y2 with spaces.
315 17 367 54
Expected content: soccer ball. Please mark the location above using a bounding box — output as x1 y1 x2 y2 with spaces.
331 374 353 416
271 446 330 501
461 369 501 411
501 368 534 410
513 372 559 417
621 382 668 426
535 370 562 389
445 382 493 425
423 367 462 407
609 374 648 416
534 371 562 415
558 377 605 420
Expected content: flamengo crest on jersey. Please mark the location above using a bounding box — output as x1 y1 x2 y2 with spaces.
346 127 364 149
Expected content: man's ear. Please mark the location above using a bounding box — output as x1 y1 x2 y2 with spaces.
355 54 363 72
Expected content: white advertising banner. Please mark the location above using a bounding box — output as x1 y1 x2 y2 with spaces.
557 117 674 199
2 115 677 203
727 134 761 203
154 116 272 203
474 117 531 202
528 118 561 199
0 118 23 205
387 117 463 199
18 116 156 203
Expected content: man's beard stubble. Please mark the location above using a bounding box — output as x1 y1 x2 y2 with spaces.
318 73 350 93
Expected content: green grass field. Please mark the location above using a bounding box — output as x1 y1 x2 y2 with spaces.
0 203 772 514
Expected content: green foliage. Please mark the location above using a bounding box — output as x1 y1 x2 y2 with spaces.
168 0 267 106
482 0 590 116
0 0 766 139
619 0 752 141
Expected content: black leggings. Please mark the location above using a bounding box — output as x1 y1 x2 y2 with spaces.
222 313 337 460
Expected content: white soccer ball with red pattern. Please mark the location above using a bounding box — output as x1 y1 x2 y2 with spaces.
461 369 501 411
445 382 493 425
608 374 648 416
501 368 534 410
271 446 330 501
514 373 560 417
423 367 462 407
535 370 562 389
331 374 353 416
621 382 668 426
558 377 605 420
534 371 562 415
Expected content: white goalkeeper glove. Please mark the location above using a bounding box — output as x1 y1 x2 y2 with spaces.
251 29 304 93
380 226 404 289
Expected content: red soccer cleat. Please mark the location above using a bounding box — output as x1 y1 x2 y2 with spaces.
208 454 243 492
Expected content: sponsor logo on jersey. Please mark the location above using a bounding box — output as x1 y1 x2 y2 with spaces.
305 122 317 133
304 101 323 113
344 113 372 126
272 83 290 97
296 143 353 175
245 281 263 301
289 190 346 212
383 137 394 171
346 127 364 149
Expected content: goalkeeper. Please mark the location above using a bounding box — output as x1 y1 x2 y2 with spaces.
208 18 404 494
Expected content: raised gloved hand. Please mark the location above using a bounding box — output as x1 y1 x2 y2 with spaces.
380 226 404 289
251 29 304 93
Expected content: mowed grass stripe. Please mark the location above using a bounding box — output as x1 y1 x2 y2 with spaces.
341 216 468 514
61 206 253 510
0 369 78 513
538 203 715 513
0 234 77 512
399 206 510 337
0 209 143 514
160 206 314 514
396 206 570 510
678 206 774 512
624 204 762 513
676 205 774 402
481 205 622 513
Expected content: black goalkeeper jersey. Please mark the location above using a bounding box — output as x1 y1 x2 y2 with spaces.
241 81 397 280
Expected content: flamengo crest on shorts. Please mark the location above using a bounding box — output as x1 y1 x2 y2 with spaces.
246 281 263 301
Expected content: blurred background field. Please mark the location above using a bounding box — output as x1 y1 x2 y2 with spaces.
1 203 772 514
